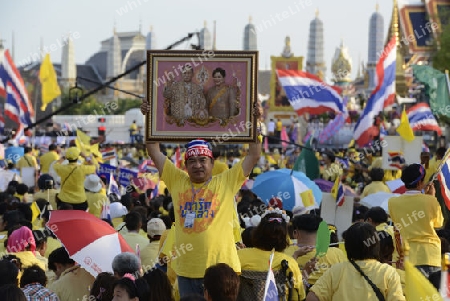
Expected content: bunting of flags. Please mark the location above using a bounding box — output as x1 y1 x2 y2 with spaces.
354 37 396 147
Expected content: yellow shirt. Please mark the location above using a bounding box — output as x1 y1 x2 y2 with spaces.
276 121 283 131
360 181 391 198
140 240 160 270
375 223 400 264
0 230 7 256
130 123 138 135
53 163 96 204
17 154 38 170
388 192 443 267
122 232 149 252
159 228 177 285
13 251 46 271
294 247 347 285
238 248 306 301
39 151 60 174
45 237 62 258
86 191 109 218
33 189 58 211
49 265 95 301
161 158 246 278
212 160 229 176
310 260 405 301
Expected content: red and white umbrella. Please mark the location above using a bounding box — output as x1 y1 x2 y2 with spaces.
47 210 134 277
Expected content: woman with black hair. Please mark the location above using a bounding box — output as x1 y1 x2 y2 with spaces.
237 209 305 301
307 222 405 301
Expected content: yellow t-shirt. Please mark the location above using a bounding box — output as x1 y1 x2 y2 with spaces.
122 232 149 252
130 123 138 135
48 265 95 301
17 154 38 170
388 193 443 267
86 191 109 218
161 158 246 278
276 121 283 131
39 151 60 174
238 248 306 301
294 247 347 285
310 260 405 301
13 251 46 271
375 223 400 264
212 160 229 176
33 189 58 211
360 181 391 198
45 237 62 258
140 240 160 271
53 163 96 204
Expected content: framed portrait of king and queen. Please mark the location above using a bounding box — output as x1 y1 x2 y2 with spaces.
145 50 258 143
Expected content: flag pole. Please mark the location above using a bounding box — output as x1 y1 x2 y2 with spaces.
31 62 41 151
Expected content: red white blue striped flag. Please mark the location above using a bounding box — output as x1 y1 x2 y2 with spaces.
438 152 450 210
276 69 345 115
407 103 442 136
0 49 34 128
354 37 396 147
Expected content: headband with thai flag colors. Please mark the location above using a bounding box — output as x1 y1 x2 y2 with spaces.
185 139 213 160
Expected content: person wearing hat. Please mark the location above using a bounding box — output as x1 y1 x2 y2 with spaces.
53 146 96 211
141 99 262 297
141 218 166 272
388 163 443 282
85 174 108 218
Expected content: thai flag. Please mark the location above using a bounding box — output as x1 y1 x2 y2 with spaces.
138 159 158 173
276 69 345 115
354 37 396 147
407 103 442 136
108 172 121 197
422 142 430 153
336 181 345 207
438 157 450 211
0 49 34 128
386 178 406 194
263 253 278 301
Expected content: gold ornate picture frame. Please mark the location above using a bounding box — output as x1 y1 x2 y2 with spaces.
269 56 303 112
145 50 258 143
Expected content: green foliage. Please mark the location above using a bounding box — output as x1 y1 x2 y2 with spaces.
433 22 450 73
56 90 142 115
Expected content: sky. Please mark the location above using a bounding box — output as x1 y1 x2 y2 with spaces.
1 0 393 81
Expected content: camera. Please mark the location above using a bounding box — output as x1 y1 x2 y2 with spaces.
45 180 54 190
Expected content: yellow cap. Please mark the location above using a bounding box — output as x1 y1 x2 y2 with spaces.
253 167 262 174
65 147 80 160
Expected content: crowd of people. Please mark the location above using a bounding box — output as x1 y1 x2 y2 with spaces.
0 100 448 301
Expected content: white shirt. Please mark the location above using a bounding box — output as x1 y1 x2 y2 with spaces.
267 121 275 132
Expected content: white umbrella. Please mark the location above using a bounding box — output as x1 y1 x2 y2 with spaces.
360 192 401 213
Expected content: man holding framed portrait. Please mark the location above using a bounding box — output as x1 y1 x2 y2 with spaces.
141 98 262 297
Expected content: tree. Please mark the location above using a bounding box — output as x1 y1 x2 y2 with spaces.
433 20 450 72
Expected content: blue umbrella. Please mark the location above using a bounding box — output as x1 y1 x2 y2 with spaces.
251 169 322 211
